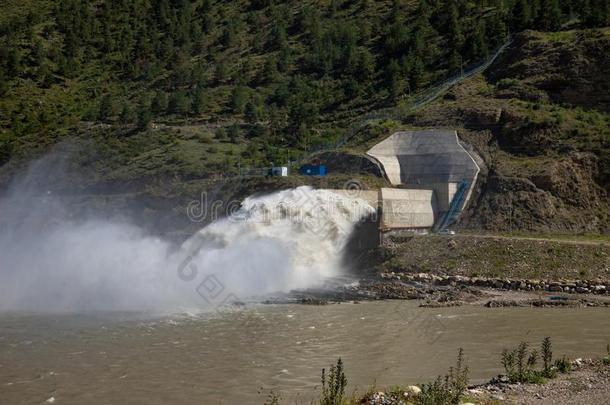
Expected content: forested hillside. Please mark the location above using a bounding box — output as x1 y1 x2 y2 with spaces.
1 0 608 176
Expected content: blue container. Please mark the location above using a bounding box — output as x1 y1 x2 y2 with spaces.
299 164 327 176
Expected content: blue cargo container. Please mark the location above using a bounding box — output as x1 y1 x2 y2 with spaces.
299 164 327 176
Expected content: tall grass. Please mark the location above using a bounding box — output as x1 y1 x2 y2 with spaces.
415 348 469 405
501 337 575 384
320 358 348 405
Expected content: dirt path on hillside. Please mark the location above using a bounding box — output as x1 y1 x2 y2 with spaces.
455 233 610 246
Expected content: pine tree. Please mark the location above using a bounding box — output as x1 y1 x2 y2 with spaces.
410 25 426 60
512 0 532 31
530 0 542 25
6 49 21 77
261 56 279 84
409 56 425 92
168 91 191 115
384 21 410 57
230 86 249 113
448 49 462 74
137 97 152 128
37 63 52 87
538 0 562 31
445 0 464 73
270 21 287 50
0 69 7 96
581 0 593 26
228 123 240 143
215 62 228 83
32 39 45 67
356 48 375 82
385 59 404 100
244 102 259 123
277 45 292 72
446 0 464 49
466 20 489 60
328 0 341 17
583 0 609 27
295 122 310 149
486 10 508 49
192 86 206 115
152 91 168 115
119 103 135 125
98 94 114 121
214 127 227 141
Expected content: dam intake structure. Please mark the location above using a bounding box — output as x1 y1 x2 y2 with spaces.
360 129 480 236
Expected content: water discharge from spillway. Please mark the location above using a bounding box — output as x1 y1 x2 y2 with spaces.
0 178 374 313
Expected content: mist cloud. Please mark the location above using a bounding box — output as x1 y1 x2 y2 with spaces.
0 150 373 313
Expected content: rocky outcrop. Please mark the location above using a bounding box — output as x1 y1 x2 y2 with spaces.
469 175 560 231
530 153 603 209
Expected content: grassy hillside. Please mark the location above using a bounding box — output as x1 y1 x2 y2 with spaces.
0 0 502 168
2 0 596 174
0 0 609 235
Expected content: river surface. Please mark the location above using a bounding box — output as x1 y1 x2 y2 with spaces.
1 301 609 404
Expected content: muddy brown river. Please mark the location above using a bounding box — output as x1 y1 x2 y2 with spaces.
1 301 609 404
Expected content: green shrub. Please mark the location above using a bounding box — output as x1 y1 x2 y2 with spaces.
214 128 227 141
228 124 240 143
501 337 575 383
541 336 555 378
0 133 15 165
497 78 519 90
320 358 348 405
416 348 469 405
501 341 544 383
554 356 571 374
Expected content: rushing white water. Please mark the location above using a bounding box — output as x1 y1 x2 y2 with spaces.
0 177 373 313
180 187 375 300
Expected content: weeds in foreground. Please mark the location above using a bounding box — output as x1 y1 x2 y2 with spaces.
501 341 543 383
501 337 573 384
541 336 553 376
320 358 348 405
415 348 469 405
554 356 571 374
261 339 609 405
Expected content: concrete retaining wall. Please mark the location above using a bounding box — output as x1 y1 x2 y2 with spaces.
380 188 436 230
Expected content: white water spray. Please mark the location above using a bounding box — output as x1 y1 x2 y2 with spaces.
180 187 375 301
0 171 373 313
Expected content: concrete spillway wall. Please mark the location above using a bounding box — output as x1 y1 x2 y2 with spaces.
324 188 436 231
379 188 436 230
366 129 480 230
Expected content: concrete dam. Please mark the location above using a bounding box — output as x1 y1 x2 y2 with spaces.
333 129 480 238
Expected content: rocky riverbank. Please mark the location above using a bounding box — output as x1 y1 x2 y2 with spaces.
360 358 610 404
278 270 610 309
469 359 610 404
379 271 610 295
